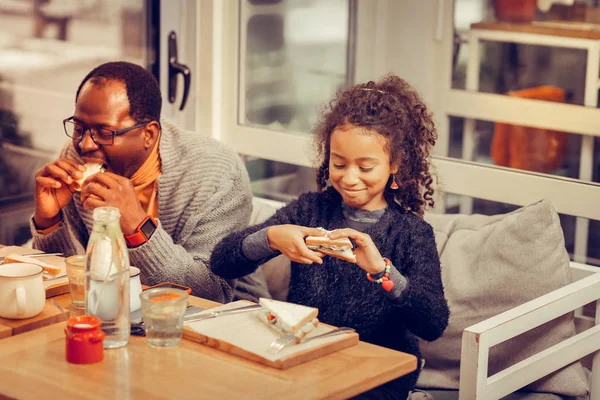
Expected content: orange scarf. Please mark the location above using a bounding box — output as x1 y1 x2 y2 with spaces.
130 136 162 218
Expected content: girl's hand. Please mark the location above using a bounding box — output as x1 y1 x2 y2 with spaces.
327 228 386 274
266 225 327 265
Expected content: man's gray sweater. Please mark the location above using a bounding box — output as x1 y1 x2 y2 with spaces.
31 118 253 303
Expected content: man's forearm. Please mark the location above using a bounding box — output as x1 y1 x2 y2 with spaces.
30 217 85 256
128 227 234 303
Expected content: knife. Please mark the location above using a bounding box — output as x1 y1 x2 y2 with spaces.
184 304 263 323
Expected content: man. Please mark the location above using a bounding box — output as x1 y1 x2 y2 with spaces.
31 61 252 302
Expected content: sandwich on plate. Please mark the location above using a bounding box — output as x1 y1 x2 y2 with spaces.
258 298 319 342
74 163 105 191
2 253 62 276
305 232 356 263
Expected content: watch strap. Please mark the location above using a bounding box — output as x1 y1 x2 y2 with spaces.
124 216 157 248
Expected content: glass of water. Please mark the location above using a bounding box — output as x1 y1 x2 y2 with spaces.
140 288 189 347
65 255 87 309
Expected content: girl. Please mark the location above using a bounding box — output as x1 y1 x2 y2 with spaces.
210 75 449 399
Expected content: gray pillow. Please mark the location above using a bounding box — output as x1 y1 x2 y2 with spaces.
418 199 589 396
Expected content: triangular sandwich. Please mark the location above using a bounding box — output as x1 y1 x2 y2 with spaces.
258 298 319 339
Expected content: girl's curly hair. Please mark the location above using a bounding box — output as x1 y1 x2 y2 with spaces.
314 74 437 215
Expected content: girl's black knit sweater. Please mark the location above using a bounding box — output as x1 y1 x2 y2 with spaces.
210 187 449 397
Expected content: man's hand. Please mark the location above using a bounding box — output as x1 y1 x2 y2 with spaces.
80 172 146 235
34 159 85 229
266 225 327 265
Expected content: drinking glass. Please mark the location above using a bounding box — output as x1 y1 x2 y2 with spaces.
140 288 189 347
65 255 86 309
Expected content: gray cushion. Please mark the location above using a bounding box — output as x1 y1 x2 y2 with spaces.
261 254 291 301
418 199 588 396
233 266 271 301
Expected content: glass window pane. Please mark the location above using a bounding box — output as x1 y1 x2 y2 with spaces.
245 156 316 202
447 115 599 182
449 1 600 265
453 0 596 106
240 0 350 132
0 1 149 245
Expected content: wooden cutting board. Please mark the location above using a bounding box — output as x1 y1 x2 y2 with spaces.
0 324 12 339
0 246 70 298
183 301 359 370
0 299 70 338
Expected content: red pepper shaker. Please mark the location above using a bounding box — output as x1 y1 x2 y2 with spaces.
64 315 105 364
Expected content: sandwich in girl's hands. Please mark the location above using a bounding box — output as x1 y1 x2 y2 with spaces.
74 163 105 191
258 298 319 342
305 230 356 263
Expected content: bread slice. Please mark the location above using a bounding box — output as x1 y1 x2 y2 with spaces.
305 235 356 263
313 246 356 263
257 309 318 342
2 253 62 275
258 298 318 334
74 163 105 191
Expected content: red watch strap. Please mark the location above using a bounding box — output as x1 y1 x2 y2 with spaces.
124 230 147 248
124 216 157 248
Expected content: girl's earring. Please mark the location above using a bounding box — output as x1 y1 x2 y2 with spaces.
390 175 399 190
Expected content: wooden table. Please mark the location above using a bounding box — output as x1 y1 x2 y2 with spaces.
0 293 417 399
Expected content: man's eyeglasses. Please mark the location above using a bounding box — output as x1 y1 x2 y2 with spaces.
63 117 148 146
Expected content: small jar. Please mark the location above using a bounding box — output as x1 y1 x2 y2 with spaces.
64 315 105 364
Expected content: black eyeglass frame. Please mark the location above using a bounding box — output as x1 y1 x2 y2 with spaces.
63 117 149 146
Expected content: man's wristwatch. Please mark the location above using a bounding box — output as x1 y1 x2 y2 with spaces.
124 216 158 248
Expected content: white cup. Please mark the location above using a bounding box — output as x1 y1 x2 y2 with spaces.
130 267 142 312
88 279 120 321
86 267 142 318
0 263 45 319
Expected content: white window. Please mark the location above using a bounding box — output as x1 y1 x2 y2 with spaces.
211 0 600 266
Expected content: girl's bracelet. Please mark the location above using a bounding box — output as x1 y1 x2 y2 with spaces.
366 258 394 292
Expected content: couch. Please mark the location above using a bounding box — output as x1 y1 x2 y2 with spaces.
248 197 600 399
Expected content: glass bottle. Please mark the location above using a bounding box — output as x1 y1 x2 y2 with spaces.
85 206 130 349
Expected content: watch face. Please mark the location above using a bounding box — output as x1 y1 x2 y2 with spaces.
140 218 157 238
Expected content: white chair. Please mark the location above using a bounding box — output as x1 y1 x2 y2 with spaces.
458 261 600 399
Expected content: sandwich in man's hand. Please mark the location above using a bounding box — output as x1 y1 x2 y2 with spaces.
74 162 105 191
258 298 319 342
305 231 356 263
